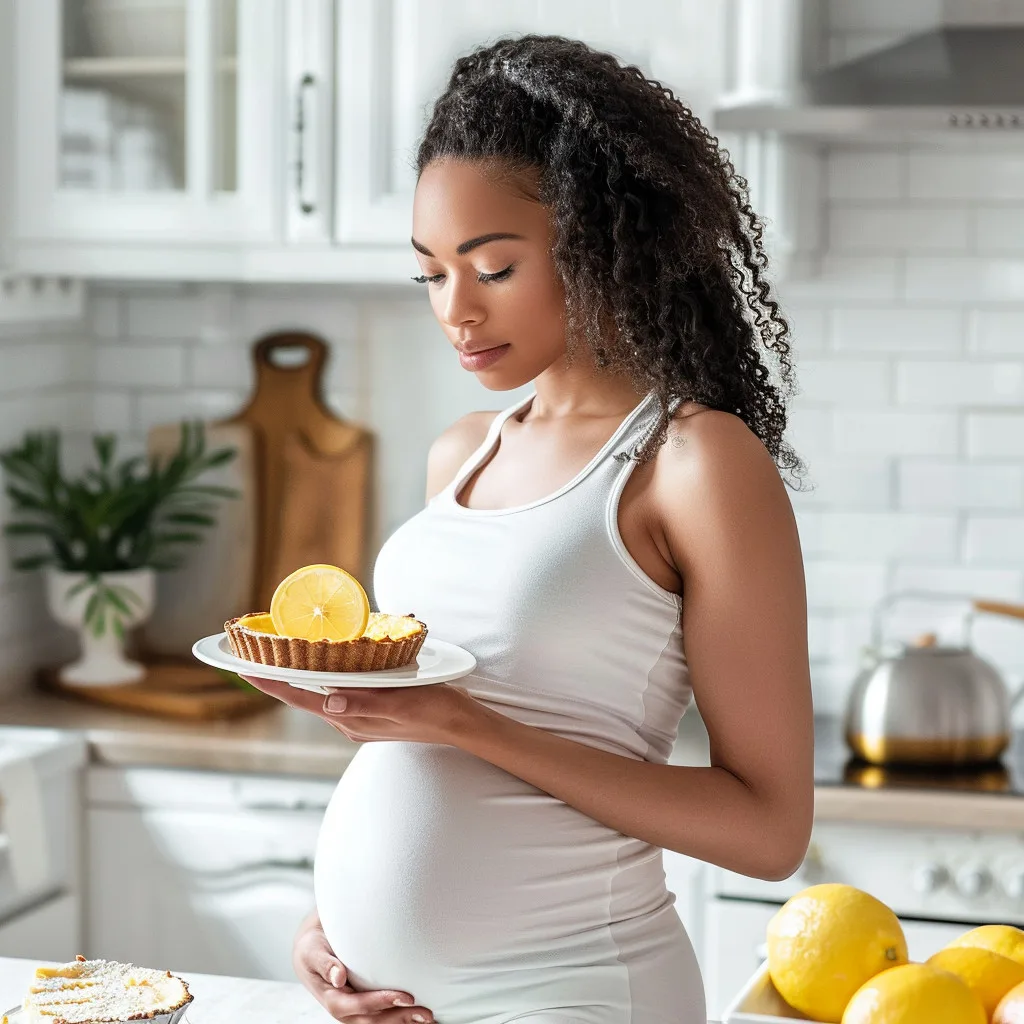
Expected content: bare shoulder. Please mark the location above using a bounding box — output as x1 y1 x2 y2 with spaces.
424 409 501 502
651 403 794 569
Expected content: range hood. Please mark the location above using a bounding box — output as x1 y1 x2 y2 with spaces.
713 26 1024 136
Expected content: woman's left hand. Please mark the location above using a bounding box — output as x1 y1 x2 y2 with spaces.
238 674 487 746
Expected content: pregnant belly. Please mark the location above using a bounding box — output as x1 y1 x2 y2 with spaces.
313 742 666 999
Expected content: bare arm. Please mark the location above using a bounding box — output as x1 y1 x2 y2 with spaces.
451 411 814 880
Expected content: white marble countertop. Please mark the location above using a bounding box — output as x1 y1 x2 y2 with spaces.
0 956 335 1023
0 689 713 777
3 688 1024 831
0 957 721 1023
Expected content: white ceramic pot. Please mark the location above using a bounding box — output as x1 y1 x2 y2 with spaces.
45 568 156 686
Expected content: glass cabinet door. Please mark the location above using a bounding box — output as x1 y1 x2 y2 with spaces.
15 0 279 252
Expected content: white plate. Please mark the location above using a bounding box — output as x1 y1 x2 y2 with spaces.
723 963 818 1022
192 632 477 693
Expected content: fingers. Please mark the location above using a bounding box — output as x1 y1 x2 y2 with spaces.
241 675 328 714
316 983 435 1023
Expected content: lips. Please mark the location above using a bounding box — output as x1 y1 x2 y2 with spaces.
457 342 504 355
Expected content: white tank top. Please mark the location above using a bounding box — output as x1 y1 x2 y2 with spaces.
372 387 692 763
313 388 705 1022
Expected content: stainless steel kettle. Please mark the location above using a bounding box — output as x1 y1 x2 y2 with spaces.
844 592 1024 766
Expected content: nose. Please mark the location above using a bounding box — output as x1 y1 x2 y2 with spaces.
440 273 485 329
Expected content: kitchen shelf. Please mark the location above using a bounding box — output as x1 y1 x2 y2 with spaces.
63 56 237 79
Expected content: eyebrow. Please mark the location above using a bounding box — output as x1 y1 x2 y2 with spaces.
411 232 525 258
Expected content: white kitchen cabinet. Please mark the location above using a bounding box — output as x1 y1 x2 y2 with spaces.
11 1 732 280
14 0 283 265
85 766 337 981
334 0 727 247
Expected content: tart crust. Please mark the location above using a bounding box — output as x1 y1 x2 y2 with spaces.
225 612 428 672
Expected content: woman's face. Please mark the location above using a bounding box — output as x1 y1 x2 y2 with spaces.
411 158 567 390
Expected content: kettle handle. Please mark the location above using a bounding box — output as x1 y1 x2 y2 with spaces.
869 590 977 650
870 591 1024 650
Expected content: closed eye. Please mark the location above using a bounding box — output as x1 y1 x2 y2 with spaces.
411 263 516 286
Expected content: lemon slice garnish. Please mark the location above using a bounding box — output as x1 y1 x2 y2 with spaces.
269 564 370 642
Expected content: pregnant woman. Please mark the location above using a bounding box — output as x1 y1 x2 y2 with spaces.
243 34 813 1024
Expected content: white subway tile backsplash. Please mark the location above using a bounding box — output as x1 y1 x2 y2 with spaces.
969 311 1024 354
785 305 828 353
899 460 1023 510
804 561 889 610
88 291 122 339
976 209 1024 255
97 344 186 389
795 360 890 403
967 414 1024 459
827 149 903 200
829 206 969 253
834 411 959 456
792 457 892 509
0 343 80 393
189 345 255 390
124 287 204 341
797 511 958 560
807 611 874 663
1 138 1023 704
964 517 1024 565
88 391 134 435
831 308 962 353
134 390 246 434
904 258 1024 302
786 406 833 457
785 255 901 302
896 361 1024 406
891 564 1024 601
908 152 1024 201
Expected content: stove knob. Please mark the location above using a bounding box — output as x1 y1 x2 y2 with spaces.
955 863 992 898
1003 870 1024 900
912 862 948 894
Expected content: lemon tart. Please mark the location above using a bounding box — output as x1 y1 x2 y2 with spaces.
226 609 428 672
19 955 192 1024
225 564 427 672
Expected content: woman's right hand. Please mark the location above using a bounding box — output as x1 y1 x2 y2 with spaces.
293 914 436 1024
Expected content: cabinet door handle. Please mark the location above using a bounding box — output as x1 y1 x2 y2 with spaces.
294 73 317 215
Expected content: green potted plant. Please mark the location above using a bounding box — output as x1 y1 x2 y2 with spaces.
0 422 238 686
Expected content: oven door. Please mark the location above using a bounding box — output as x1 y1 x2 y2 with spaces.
704 898 971 1022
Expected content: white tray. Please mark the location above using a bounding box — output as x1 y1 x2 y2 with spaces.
192 632 477 693
723 963 818 1023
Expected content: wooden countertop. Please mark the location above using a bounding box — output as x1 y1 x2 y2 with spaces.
2 688 1023 831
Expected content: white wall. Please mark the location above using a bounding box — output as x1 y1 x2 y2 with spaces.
0 315 95 694
786 138 1024 712
3 2 1023 710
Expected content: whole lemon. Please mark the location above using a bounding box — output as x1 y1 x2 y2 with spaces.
927 946 1024 1019
995 978 1024 1024
765 883 908 1023
948 925 1024 969
842 962 985 1024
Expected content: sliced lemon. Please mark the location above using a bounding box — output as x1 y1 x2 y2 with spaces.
237 613 277 634
269 564 369 642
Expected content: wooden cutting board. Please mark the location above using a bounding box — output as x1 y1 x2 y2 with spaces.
220 332 374 611
37 662 274 721
140 421 258 658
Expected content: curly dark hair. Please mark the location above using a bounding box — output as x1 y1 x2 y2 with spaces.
416 33 805 485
